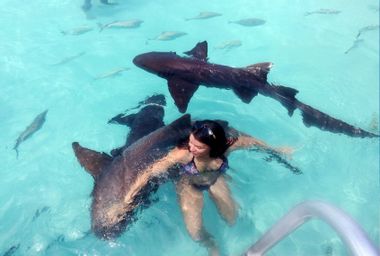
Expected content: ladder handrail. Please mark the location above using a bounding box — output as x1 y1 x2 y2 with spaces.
245 200 380 256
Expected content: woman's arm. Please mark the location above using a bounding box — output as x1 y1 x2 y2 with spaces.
225 127 292 156
145 147 191 176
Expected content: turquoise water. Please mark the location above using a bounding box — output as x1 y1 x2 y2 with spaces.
0 0 379 255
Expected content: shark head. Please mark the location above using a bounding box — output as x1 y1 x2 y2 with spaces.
133 52 182 77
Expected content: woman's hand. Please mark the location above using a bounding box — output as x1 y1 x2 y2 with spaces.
274 146 294 159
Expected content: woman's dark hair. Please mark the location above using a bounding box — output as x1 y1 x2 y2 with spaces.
191 120 232 158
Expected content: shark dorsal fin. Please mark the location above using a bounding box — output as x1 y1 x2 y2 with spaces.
245 62 273 81
168 77 199 113
72 142 113 179
169 113 192 131
184 41 208 61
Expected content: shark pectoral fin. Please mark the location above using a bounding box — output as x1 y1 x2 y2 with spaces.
245 62 273 81
108 113 137 126
232 86 258 103
72 142 113 179
183 41 208 61
168 77 199 113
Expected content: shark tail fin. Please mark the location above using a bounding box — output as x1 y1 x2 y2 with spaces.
72 142 113 179
245 62 273 81
297 102 380 138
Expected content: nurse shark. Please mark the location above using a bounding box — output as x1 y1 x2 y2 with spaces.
133 41 378 138
72 112 191 239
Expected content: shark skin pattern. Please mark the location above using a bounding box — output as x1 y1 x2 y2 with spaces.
133 41 378 138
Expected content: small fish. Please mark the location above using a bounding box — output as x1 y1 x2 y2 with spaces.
94 67 129 80
214 40 242 50
51 52 85 66
98 19 144 31
61 26 93 35
305 9 341 16
147 31 187 42
356 25 380 39
228 18 266 27
32 206 50 222
13 110 48 158
185 11 222 21
344 38 364 54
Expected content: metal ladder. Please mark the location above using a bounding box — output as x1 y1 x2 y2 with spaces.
244 200 380 256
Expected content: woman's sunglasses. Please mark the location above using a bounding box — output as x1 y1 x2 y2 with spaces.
192 122 216 139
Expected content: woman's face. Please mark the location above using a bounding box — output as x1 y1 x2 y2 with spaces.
188 134 210 158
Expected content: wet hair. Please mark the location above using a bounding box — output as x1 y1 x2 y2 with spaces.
191 120 232 158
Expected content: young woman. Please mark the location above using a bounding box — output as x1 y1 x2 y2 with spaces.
148 120 292 255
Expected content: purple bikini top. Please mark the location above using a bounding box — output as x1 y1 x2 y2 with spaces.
181 156 228 175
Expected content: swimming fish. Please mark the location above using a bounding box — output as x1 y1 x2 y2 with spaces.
51 52 85 66
133 41 378 138
32 206 50 222
228 18 266 27
94 67 129 80
72 114 192 239
98 19 144 31
13 110 48 158
147 31 187 42
61 26 93 36
304 9 341 16
344 38 364 54
355 25 380 39
214 40 242 50
185 11 222 21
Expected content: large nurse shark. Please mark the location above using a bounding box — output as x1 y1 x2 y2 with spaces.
133 41 378 138
72 111 191 239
